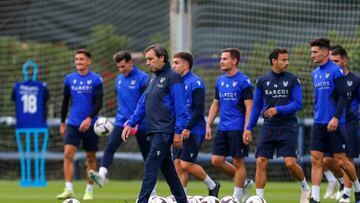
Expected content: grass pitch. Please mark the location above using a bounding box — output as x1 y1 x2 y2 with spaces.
0 180 352 202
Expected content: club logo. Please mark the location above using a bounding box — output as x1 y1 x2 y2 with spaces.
185 84 188 90
118 80 121 85
73 79 77 84
314 74 317 79
131 80 136 85
283 81 288 87
221 82 225 87
266 81 270 86
157 151 161 156
160 77 166 83
232 81 238 87
347 80 353 86
87 80 92 85
325 72 330 78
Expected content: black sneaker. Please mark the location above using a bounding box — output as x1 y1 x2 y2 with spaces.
310 198 320 203
355 191 360 202
208 181 221 197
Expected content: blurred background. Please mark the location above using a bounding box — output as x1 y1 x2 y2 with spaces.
1 0 360 182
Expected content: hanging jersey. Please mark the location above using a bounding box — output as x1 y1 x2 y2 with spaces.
215 71 253 131
312 60 345 124
12 80 49 128
343 72 360 122
114 66 148 131
64 71 103 126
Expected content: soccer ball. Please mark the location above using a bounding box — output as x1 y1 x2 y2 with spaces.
220 196 239 203
245 195 267 203
94 117 114 136
166 195 176 203
200 196 220 203
149 196 168 203
188 196 201 203
62 198 80 203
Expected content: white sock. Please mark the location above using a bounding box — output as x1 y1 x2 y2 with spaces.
344 187 352 196
311 185 320 202
298 178 310 192
203 175 216 190
99 167 108 178
353 179 360 192
233 187 243 201
256 189 264 197
324 170 337 183
86 184 93 192
183 187 187 195
65 181 73 191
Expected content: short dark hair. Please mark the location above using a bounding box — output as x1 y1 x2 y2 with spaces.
269 48 288 65
173 52 193 70
144 44 169 63
222 48 240 65
330 44 349 60
76 49 92 59
113 51 132 63
310 38 330 50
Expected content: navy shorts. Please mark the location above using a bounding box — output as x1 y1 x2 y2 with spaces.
173 134 204 162
345 119 360 158
64 124 99 151
212 130 249 158
310 123 346 154
256 126 298 159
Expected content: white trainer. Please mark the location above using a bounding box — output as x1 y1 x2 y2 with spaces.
323 181 338 199
300 189 311 203
89 170 105 188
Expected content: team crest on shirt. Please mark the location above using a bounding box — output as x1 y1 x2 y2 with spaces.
226 84 229 88
314 74 317 79
160 77 166 83
232 81 238 87
283 80 288 87
87 80 92 85
73 79 77 84
221 82 225 87
131 80 136 85
347 80 353 87
185 84 188 90
266 81 270 86
197 80 201 86
325 72 330 78
118 80 122 85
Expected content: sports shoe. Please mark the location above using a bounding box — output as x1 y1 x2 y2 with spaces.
208 181 221 197
300 189 311 203
355 191 360 202
339 193 351 203
309 198 320 203
89 169 105 188
83 191 93 200
323 181 338 199
56 188 74 200
241 178 254 202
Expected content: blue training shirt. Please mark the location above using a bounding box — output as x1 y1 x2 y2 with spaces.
64 71 103 126
12 80 49 128
312 60 345 124
343 72 360 122
183 72 206 142
246 71 302 130
215 71 253 131
114 66 148 131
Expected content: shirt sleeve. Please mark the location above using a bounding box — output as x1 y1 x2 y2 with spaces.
170 74 188 134
127 93 146 127
186 87 205 130
246 87 263 130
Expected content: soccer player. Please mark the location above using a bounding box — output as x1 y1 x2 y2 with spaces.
309 38 360 203
243 48 311 202
171 52 220 197
122 44 188 203
57 49 103 200
323 45 360 203
206 48 254 202
89 51 154 193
